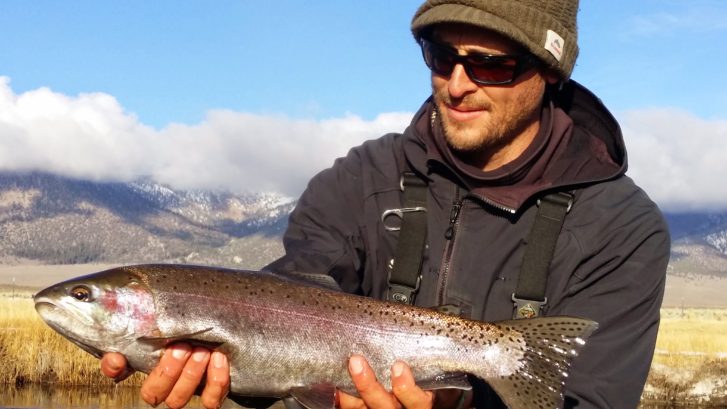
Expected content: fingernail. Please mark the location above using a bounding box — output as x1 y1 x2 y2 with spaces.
212 352 227 368
349 356 364 375
171 346 188 360
192 349 208 362
392 361 404 377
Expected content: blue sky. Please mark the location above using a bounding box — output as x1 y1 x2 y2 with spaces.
1 1 726 210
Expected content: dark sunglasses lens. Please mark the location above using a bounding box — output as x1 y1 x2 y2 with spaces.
423 42 455 76
422 39 526 85
467 56 518 84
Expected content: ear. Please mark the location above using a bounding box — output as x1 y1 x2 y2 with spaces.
544 71 561 85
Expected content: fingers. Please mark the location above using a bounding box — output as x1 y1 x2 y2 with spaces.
140 343 193 408
166 348 211 409
139 344 230 409
340 355 400 409
390 361 434 409
337 389 367 409
100 352 127 379
200 351 230 409
101 352 136 383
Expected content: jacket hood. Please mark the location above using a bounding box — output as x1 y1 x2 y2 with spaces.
402 80 626 213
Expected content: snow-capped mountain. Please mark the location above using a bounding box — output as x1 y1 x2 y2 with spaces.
0 171 291 268
1 171 726 279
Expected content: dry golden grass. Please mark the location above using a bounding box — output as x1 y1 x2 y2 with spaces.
653 308 727 368
641 308 727 406
2 291 725 406
0 291 143 387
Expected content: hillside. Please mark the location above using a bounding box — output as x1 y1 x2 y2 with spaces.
0 172 291 268
0 171 726 298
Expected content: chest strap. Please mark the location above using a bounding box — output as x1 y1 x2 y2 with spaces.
512 191 574 319
386 172 428 304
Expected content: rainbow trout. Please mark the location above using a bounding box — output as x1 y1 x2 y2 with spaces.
34 264 597 409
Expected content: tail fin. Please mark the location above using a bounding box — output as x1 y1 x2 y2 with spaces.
484 316 598 409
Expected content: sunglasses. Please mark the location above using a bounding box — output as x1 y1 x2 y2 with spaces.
420 38 538 85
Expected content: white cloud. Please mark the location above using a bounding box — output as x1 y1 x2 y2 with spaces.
621 108 727 212
0 77 412 197
2 77 726 211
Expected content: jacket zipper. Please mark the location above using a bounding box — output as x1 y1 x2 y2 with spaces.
475 193 516 214
437 186 463 305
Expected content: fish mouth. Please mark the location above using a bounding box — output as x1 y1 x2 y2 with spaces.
34 296 95 327
34 296 105 358
34 297 59 315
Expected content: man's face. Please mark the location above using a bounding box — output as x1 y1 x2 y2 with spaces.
429 25 553 168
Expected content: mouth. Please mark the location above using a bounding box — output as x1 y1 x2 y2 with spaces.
34 300 106 359
443 104 487 122
34 297 58 315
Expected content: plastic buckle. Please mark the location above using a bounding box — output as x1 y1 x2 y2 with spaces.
537 192 574 213
381 207 427 232
511 293 547 319
387 270 421 304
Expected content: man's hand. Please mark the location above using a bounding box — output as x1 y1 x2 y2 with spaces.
338 355 468 409
100 344 230 409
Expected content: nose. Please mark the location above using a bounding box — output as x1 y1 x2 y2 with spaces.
447 64 478 98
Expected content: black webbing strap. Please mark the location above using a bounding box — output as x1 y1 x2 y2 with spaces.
386 172 428 304
512 191 574 319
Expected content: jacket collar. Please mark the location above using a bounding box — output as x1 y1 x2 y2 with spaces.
402 80 626 213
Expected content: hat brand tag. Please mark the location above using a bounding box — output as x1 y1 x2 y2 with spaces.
544 29 564 62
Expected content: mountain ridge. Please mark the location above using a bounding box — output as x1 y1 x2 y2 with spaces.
0 171 726 279
0 171 290 268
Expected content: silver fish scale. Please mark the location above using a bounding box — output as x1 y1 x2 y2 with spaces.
142 265 526 396
35 264 598 409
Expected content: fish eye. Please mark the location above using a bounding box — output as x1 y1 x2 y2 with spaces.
70 286 94 302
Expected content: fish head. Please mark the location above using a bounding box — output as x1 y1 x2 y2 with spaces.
34 267 158 359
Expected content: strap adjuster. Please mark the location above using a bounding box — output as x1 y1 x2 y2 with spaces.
387 268 421 304
511 293 547 319
537 191 574 213
381 207 427 232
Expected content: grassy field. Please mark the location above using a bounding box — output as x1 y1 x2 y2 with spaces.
641 308 727 406
1 287 726 406
0 288 145 387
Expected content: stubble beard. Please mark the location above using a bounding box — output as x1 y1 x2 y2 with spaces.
433 86 544 160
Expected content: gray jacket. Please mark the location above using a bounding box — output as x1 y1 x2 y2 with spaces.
266 81 670 408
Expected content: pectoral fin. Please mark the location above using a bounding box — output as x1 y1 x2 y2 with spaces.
417 372 472 391
137 327 223 349
289 384 337 409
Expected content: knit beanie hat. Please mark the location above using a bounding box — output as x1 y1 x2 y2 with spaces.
411 0 579 80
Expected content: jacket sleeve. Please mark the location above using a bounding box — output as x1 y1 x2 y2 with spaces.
548 181 670 408
263 148 368 294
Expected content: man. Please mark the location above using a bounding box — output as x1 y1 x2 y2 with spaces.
102 1 670 408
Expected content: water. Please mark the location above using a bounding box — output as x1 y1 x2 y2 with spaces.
0 385 249 409
0 385 704 409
